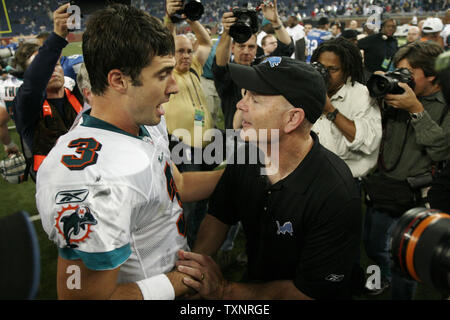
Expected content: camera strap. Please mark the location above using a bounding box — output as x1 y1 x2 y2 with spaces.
378 113 411 173
379 102 449 174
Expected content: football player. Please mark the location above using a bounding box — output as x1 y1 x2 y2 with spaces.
37 3 222 300
0 71 22 156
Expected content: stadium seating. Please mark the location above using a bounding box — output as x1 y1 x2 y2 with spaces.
1 1 449 40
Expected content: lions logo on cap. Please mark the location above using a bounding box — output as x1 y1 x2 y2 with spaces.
55 205 97 248
262 56 282 68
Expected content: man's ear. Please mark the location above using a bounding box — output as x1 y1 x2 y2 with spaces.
284 108 305 134
107 69 128 93
426 75 436 84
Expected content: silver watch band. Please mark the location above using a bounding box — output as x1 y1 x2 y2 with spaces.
409 110 425 120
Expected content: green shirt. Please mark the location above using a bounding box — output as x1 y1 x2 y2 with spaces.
378 91 450 180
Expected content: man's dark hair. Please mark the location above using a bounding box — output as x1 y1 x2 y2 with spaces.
82 4 175 95
310 37 365 85
330 21 343 30
393 41 443 83
13 42 39 71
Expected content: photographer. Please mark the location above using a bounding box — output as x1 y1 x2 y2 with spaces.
358 18 398 77
213 0 292 130
163 0 214 248
213 11 258 130
12 3 83 181
363 41 450 299
311 37 381 184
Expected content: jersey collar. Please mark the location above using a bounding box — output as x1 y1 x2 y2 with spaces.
81 113 151 140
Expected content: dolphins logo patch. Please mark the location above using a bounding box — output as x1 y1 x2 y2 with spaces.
55 205 97 248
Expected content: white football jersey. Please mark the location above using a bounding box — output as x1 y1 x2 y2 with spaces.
0 75 74 112
36 114 188 284
0 75 23 113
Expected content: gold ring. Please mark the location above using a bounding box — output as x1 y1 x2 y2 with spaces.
201 273 205 281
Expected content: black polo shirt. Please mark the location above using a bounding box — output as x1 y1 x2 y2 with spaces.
358 33 398 73
208 132 362 299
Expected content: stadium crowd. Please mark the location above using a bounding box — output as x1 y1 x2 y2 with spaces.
1 0 449 36
0 0 449 301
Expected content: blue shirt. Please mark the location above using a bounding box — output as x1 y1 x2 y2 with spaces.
202 36 220 80
306 29 332 63
60 54 84 81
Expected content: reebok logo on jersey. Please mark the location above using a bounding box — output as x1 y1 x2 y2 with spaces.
55 189 89 204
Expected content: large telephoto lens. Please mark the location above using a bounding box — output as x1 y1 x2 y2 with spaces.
367 74 395 98
390 207 450 295
184 0 204 21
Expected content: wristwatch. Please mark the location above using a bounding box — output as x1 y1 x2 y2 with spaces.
409 110 425 120
326 108 339 122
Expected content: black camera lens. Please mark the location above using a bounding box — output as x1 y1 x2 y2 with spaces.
390 207 450 295
229 9 259 44
230 23 253 44
171 0 204 23
367 75 395 98
367 68 414 98
311 62 330 86
184 0 204 21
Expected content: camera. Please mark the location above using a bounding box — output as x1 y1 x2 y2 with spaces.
311 61 330 87
390 207 450 295
170 0 204 23
367 68 415 98
229 8 259 44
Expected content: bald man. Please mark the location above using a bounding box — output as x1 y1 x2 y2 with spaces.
163 0 215 248
406 26 420 43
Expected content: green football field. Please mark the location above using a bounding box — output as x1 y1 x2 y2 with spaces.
0 41 442 300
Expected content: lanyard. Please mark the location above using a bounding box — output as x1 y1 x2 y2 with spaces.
184 72 202 107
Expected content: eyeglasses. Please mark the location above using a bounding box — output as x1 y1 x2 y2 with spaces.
176 49 194 55
325 66 341 74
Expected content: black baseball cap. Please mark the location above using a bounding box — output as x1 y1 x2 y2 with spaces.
318 17 329 26
228 57 326 124
341 29 359 39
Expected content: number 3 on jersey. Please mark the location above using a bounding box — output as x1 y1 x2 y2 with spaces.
61 138 102 170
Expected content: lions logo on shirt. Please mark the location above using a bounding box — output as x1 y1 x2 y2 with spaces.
55 204 98 248
263 56 282 68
